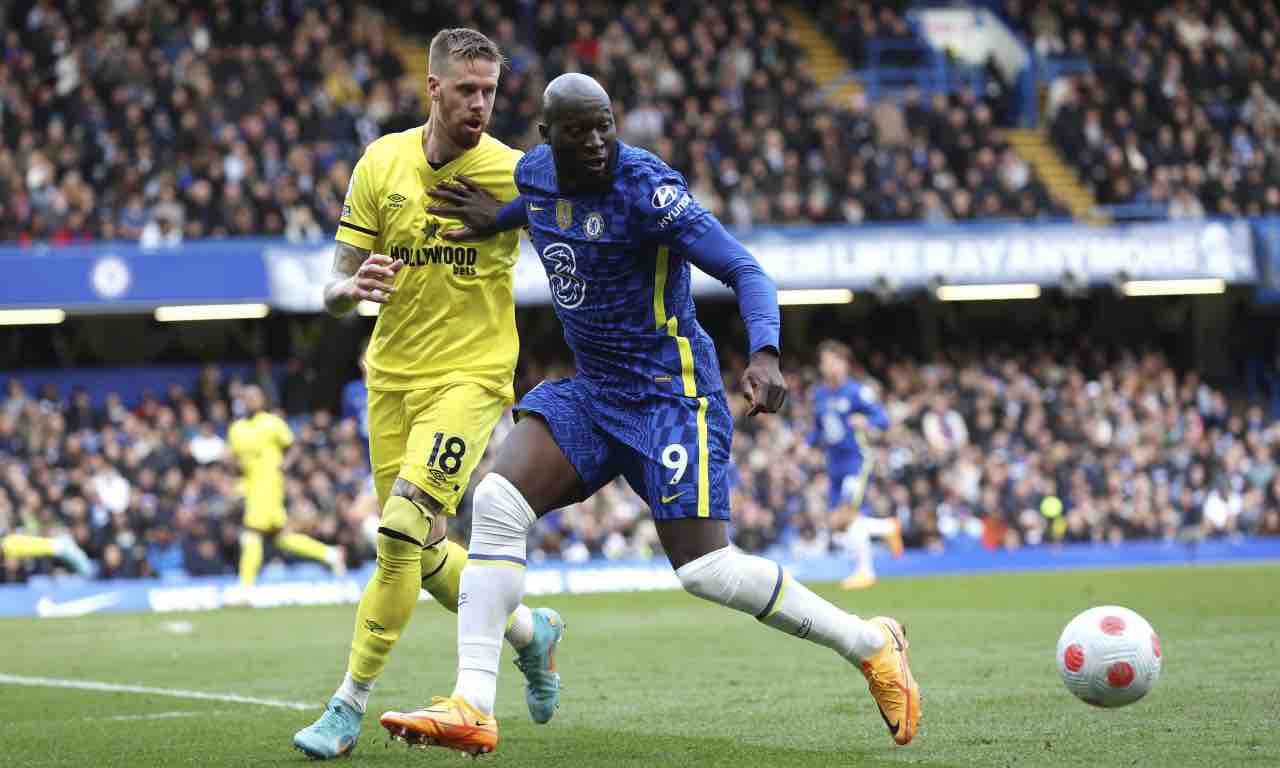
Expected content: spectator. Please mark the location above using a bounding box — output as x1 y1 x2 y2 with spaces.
140 211 183 249
189 423 227 465
1169 187 1207 219
922 395 969 455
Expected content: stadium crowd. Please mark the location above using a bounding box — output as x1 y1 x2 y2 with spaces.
1011 0 1280 217
3 343 1278 582
0 0 1069 248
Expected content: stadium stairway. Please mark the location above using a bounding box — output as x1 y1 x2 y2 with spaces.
1001 128 1107 224
781 5 863 108
387 28 429 100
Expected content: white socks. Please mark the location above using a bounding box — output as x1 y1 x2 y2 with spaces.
675 546 885 661
332 475 538 717
847 516 895 577
453 474 537 715
335 672 373 713
505 603 535 649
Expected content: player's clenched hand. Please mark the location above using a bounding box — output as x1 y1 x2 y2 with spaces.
345 253 403 304
427 174 501 241
741 348 787 417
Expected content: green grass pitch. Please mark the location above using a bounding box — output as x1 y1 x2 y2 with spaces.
3 564 1279 767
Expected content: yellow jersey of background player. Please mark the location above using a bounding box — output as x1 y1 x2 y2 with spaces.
227 384 342 588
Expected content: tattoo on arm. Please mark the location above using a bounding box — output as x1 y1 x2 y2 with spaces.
323 242 370 317
332 242 367 278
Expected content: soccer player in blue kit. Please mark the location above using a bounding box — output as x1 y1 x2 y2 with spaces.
810 340 903 590
377 74 921 754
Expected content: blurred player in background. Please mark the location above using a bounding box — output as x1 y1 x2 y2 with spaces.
1 533 93 578
292 28 562 761
377 73 919 755
227 383 345 589
808 340 902 590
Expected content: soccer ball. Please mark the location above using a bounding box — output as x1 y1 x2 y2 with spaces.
1056 605 1162 708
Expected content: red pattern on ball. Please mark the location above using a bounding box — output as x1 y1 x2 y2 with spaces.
1152 633 1162 659
1064 643 1085 672
1107 661 1135 688
1100 615 1126 635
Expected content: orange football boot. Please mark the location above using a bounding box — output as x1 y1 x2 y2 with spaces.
859 616 921 745
841 572 878 590
886 519 904 558
380 695 498 756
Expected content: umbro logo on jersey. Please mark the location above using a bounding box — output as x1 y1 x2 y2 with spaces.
388 193 407 209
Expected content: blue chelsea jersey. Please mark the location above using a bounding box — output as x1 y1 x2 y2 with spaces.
515 141 723 397
810 379 889 460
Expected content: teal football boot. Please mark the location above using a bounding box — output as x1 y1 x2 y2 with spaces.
513 607 564 724
55 535 95 578
293 697 361 759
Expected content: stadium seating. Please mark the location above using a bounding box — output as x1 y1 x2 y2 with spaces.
1 0 1073 247
1006 0 1280 219
3 344 1277 582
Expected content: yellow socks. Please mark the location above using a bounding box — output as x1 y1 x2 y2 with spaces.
1 535 57 560
238 530 265 587
239 529 337 588
421 539 468 612
347 495 431 682
274 531 333 563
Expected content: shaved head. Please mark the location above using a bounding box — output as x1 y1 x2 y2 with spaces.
540 74 617 193
542 73 611 121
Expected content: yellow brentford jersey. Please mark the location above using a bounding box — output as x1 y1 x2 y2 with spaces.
227 412 293 480
336 125 522 399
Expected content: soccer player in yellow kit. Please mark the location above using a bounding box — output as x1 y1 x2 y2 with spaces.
292 29 562 760
1 534 94 577
228 384 344 587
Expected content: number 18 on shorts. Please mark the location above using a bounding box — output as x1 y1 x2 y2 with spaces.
367 383 508 513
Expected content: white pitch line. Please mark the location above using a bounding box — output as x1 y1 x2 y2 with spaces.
104 710 224 722
0 674 313 710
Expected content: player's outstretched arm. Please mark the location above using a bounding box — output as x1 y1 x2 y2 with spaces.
683 219 786 415
853 388 890 432
428 174 528 241
322 243 404 317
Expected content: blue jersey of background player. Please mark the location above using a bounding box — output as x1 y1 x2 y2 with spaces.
809 340 888 512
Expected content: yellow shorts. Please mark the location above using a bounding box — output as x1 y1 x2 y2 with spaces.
367 382 508 515
243 480 286 532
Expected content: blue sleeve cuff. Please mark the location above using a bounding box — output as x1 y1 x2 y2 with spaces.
495 197 528 231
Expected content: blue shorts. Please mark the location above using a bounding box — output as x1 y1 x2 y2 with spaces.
828 458 871 512
515 378 733 521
